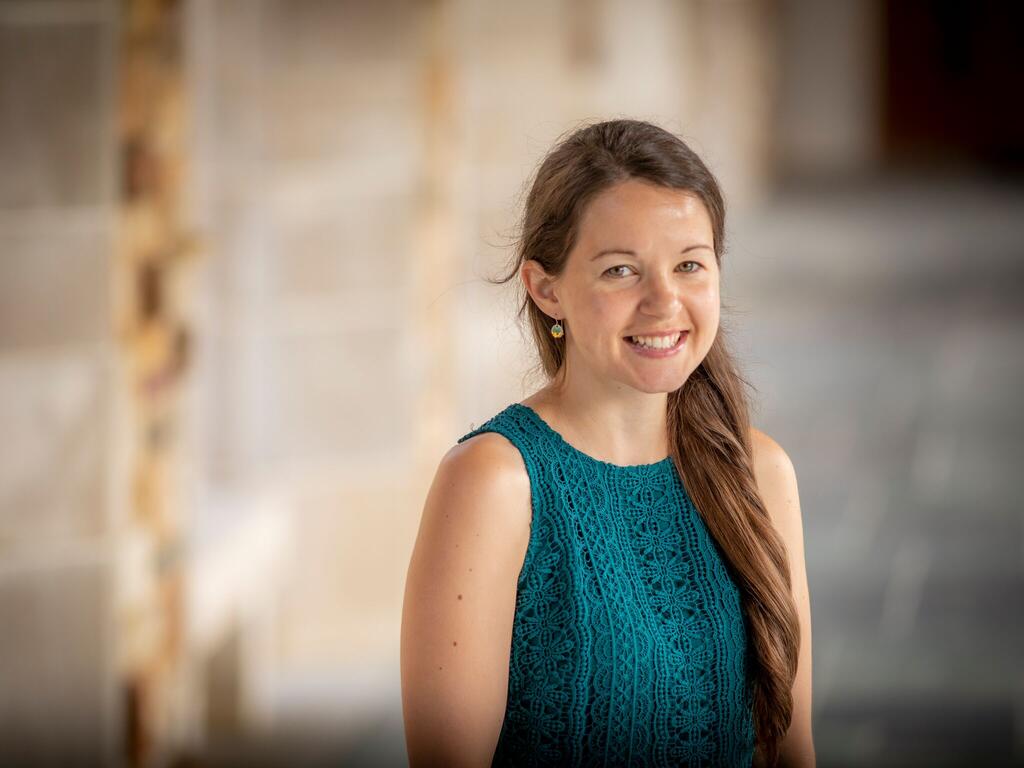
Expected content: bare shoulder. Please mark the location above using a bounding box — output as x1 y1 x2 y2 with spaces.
749 427 800 524
437 431 533 520
445 429 532 485
418 430 533 578
749 427 795 480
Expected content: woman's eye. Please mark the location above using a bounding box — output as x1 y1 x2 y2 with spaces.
603 265 634 278
603 261 702 278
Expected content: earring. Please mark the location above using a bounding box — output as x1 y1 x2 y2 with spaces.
550 318 564 338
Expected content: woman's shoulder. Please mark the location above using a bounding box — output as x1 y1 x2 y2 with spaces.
748 427 796 486
415 432 533 588
454 400 545 477
447 428 532 487
435 428 533 528
748 426 803 535
749 425 783 458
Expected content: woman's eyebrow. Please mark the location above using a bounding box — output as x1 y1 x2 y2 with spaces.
590 244 713 261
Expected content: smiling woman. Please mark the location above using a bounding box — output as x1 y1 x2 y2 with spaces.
401 119 814 768
521 175 724 403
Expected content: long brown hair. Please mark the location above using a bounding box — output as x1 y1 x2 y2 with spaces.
486 119 800 767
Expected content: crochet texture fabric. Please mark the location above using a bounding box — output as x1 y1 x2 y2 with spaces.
457 403 756 768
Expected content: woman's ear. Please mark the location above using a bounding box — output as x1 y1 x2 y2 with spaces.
520 260 563 318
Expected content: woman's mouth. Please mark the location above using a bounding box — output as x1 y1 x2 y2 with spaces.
623 330 688 358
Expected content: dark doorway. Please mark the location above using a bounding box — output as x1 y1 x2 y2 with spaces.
882 1 1024 176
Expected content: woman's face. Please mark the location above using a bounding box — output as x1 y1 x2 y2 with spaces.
538 178 720 395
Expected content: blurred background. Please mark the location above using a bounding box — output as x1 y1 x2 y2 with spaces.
1 0 1022 766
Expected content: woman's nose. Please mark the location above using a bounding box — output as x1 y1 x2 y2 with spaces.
639 273 683 315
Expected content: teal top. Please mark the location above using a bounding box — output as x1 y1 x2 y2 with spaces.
457 403 756 767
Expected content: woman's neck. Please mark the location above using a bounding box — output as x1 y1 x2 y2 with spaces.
522 381 670 466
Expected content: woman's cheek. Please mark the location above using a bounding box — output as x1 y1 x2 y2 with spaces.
587 292 625 323
693 281 719 311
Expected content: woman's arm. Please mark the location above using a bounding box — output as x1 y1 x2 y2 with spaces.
752 428 816 768
401 433 533 768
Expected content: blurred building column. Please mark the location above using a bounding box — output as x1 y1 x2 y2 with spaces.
115 0 200 764
686 0 781 209
772 0 883 181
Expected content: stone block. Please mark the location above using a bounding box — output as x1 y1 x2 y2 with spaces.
0 348 110 543
0 556 115 765
0 218 111 349
0 23 109 208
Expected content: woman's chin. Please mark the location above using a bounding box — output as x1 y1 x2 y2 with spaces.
625 370 693 395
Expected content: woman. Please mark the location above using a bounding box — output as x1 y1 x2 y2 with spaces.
401 119 815 767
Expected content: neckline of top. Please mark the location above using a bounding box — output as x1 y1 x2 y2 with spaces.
511 402 674 472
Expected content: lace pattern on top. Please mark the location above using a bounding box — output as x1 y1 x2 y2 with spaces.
457 403 756 767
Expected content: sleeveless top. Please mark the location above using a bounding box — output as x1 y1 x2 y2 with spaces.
456 402 756 767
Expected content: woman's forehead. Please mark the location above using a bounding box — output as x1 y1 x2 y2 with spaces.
578 183 713 243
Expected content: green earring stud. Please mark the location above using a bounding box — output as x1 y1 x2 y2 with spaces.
550 319 564 338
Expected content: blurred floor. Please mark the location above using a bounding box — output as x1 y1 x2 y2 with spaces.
738 174 1024 768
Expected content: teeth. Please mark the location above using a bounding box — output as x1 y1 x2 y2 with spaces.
630 332 681 349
